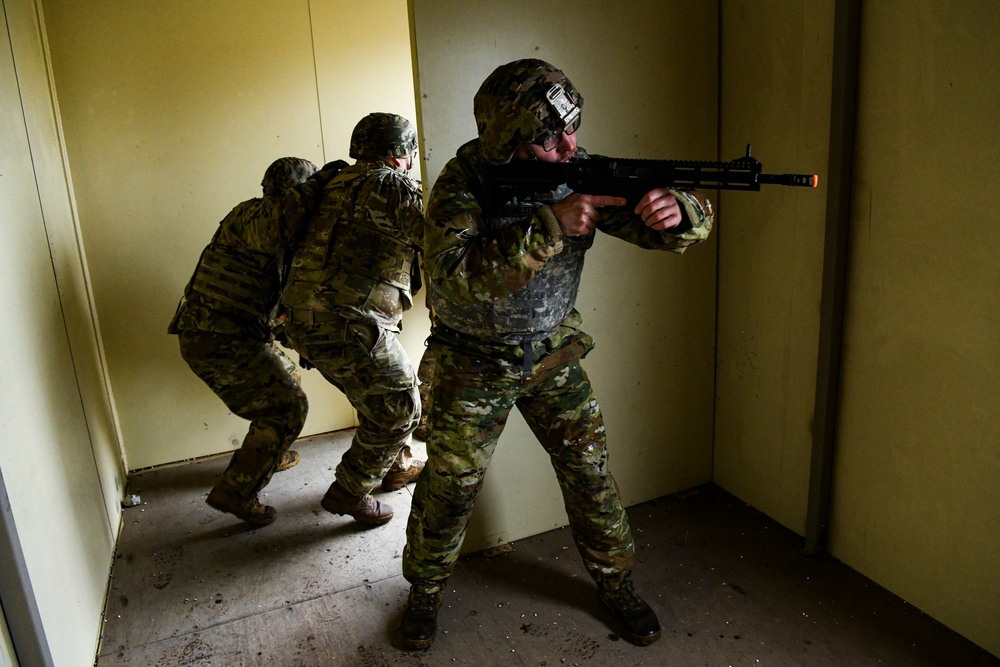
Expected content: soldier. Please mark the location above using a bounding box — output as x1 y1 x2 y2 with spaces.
281 112 426 526
169 157 344 526
398 59 714 649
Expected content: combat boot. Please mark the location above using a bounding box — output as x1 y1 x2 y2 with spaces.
398 587 443 650
598 574 661 646
206 484 277 526
274 449 300 472
321 481 393 525
381 459 425 491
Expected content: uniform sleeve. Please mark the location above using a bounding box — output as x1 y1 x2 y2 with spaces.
424 157 564 306
219 169 336 254
272 167 342 244
597 188 714 253
365 170 425 248
216 199 281 253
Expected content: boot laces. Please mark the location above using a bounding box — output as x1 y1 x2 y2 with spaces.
243 496 267 514
410 591 440 614
607 578 645 613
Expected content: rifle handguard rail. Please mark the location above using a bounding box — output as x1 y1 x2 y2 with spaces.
485 143 818 209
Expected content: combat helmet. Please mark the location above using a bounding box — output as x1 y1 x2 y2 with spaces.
261 157 318 197
349 112 418 161
473 58 584 165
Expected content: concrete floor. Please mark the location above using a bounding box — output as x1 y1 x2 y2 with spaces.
96 430 998 666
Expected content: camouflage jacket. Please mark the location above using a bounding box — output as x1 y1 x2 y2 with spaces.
281 160 424 331
424 139 714 345
168 166 338 340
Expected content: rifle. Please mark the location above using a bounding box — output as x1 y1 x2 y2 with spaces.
485 144 818 210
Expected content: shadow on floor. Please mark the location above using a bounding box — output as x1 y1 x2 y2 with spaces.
96 431 998 666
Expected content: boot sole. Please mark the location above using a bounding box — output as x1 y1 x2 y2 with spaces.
621 628 661 646
274 450 301 473
398 631 436 651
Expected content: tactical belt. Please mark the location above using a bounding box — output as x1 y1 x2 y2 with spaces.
289 308 343 324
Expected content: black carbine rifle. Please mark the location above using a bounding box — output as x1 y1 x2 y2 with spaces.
485 144 818 210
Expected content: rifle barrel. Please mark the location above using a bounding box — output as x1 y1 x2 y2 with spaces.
758 173 819 188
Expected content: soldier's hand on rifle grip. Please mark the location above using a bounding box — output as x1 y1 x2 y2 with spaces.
636 188 683 231
551 193 627 237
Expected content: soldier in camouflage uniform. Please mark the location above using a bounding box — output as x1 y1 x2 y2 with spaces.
281 113 425 526
397 59 714 649
169 157 345 526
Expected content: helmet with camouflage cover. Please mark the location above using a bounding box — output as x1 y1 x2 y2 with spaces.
261 157 318 197
473 58 584 165
349 112 418 161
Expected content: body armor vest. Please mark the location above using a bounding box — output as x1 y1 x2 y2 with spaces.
187 227 282 319
431 183 593 344
282 164 417 325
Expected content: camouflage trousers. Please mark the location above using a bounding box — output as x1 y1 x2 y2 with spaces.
285 314 419 497
403 332 636 593
177 330 307 498
413 345 436 438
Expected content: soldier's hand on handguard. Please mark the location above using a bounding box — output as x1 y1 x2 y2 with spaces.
551 193 627 237
635 188 684 231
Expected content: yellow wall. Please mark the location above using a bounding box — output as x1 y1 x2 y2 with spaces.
41 0 427 471
715 0 999 656
2 1 121 663
714 0 834 536
411 0 720 549
830 1 1000 655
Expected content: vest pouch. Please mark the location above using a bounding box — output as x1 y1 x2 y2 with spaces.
189 246 275 316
